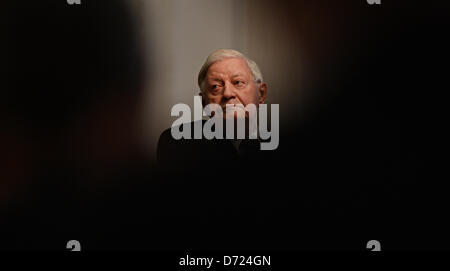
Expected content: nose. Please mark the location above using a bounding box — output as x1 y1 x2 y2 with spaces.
223 82 236 100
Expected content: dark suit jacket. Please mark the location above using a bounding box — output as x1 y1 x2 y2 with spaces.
157 120 279 210
155 120 290 248
157 120 268 173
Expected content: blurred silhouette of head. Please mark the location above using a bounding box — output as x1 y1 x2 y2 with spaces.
1 0 149 205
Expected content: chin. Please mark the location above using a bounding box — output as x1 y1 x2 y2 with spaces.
224 108 247 120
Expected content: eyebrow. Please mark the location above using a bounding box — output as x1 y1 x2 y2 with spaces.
207 73 246 82
231 73 245 78
207 78 223 83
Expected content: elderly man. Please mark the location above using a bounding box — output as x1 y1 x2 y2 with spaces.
157 49 272 171
156 50 277 233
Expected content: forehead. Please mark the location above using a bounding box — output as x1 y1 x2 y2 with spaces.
206 57 252 79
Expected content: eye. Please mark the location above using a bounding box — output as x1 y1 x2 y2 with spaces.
210 84 222 93
234 80 245 87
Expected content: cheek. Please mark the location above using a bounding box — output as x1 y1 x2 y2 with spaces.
244 86 260 105
254 88 261 102
206 94 221 103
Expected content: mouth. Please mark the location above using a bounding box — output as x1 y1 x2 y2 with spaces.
222 104 245 112
223 106 246 120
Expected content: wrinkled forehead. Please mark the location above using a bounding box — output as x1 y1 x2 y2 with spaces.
206 57 253 80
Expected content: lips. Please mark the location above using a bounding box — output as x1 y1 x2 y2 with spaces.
222 104 245 112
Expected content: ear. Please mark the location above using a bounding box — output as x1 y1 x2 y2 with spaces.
258 82 267 104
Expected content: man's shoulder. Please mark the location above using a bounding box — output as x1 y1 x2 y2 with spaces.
157 120 220 166
158 120 205 143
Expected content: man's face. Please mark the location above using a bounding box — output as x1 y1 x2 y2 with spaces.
202 57 266 120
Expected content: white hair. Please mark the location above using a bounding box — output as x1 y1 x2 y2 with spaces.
198 49 264 92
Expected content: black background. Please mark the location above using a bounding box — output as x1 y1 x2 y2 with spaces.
1 0 449 250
